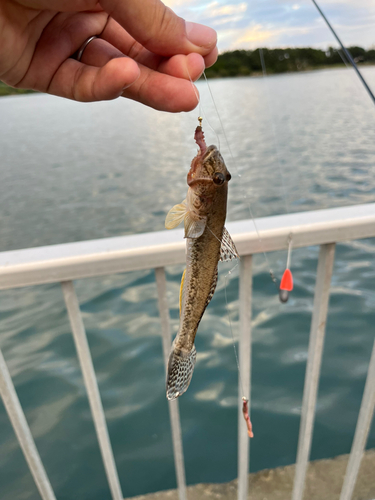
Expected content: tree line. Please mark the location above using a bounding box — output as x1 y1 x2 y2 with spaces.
205 46 375 78
1 46 375 95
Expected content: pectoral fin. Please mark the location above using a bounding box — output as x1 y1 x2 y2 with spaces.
184 213 206 239
220 227 240 261
165 200 187 229
165 199 206 238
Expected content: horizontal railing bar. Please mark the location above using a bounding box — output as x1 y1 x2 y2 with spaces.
0 204 374 289
0 348 57 500
292 243 336 500
339 338 375 500
155 268 187 500
61 281 123 500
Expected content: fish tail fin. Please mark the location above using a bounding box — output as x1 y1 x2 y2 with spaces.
166 342 196 401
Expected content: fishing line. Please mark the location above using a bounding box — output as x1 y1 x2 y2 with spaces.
185 68 274 413
224 270 246 398
186 68 221 148
204 194 248 400
258 49 298 302
206 222 247 399
259 48 290 214
193 72 277 408
186 68 276 284
337 48 351 69
201 71 278 286
311 0 375 107
258 51 306 209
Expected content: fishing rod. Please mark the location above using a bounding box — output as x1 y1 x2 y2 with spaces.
311 0 375 107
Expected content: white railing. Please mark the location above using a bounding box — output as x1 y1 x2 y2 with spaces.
0 203 375 500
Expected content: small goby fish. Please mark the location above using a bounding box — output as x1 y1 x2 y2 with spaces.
164 124 239 400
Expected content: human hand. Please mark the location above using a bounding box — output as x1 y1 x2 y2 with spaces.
0 0 218 111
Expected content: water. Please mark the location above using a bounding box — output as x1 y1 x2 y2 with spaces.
0 67 375 499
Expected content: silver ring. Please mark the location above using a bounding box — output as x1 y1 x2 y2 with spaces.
76 36 98 62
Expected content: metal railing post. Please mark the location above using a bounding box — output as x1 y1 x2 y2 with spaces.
0 348 56 500
238 255 252 500
155 267 187 500
61 281 123 500
292 243 336 500
339 338 375 500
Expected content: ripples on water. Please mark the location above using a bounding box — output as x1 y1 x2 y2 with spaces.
0 68 375 499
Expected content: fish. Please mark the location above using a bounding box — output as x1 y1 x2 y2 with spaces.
164 124 239 401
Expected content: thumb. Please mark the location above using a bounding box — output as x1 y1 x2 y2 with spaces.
100 0 217 57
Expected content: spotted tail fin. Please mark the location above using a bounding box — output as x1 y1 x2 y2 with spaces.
166 342 196 401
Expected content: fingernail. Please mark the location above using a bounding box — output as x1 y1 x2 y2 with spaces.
186 22 217 48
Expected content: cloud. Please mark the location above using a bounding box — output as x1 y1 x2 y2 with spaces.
163 0 375 51
163 0 198 7
209 2 247 17
212 15 246 26
232 25 276 48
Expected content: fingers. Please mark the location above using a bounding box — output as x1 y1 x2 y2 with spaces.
15 10 110 91
80 36 124 67
204 46 219 69
17 0 101 12
11 5 215 109
100 0 217 58
121 68 200 112
82 38 205 81
158 53 204 81
47 57 140 101
100 16 218 73
80 38 202 111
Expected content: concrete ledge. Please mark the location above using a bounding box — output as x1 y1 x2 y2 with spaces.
128 449 375 500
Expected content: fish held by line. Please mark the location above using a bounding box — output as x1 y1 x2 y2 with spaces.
165 123 239 401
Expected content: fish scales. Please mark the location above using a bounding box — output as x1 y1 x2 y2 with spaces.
165 125 238 400
179 190 227 348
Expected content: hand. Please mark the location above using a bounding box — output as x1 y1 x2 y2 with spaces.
0 0 218 111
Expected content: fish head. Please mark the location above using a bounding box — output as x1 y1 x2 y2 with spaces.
187 144 231 218
187 145 232 194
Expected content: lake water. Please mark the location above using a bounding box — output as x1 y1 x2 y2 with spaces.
0 67 375 500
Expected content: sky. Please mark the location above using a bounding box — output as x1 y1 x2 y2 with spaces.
164 0 375 52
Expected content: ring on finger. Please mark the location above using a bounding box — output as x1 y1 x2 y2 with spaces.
76 36 98 62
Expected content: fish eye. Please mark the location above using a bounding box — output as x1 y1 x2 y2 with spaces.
226 172 231 181
213 172 225 185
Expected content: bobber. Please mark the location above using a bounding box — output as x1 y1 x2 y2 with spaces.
279 235 294 303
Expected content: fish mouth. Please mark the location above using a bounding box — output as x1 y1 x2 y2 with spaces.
187 146 218 187
187 176 214 187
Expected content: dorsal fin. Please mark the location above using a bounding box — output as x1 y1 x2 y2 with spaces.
220 227 240 261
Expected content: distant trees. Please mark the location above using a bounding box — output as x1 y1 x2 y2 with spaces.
205 46 375 78
1 46 375 96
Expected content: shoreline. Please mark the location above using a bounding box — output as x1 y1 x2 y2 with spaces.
1 63 375 97
205 62 375 79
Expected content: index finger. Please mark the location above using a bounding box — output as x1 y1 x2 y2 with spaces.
100 0 217 57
